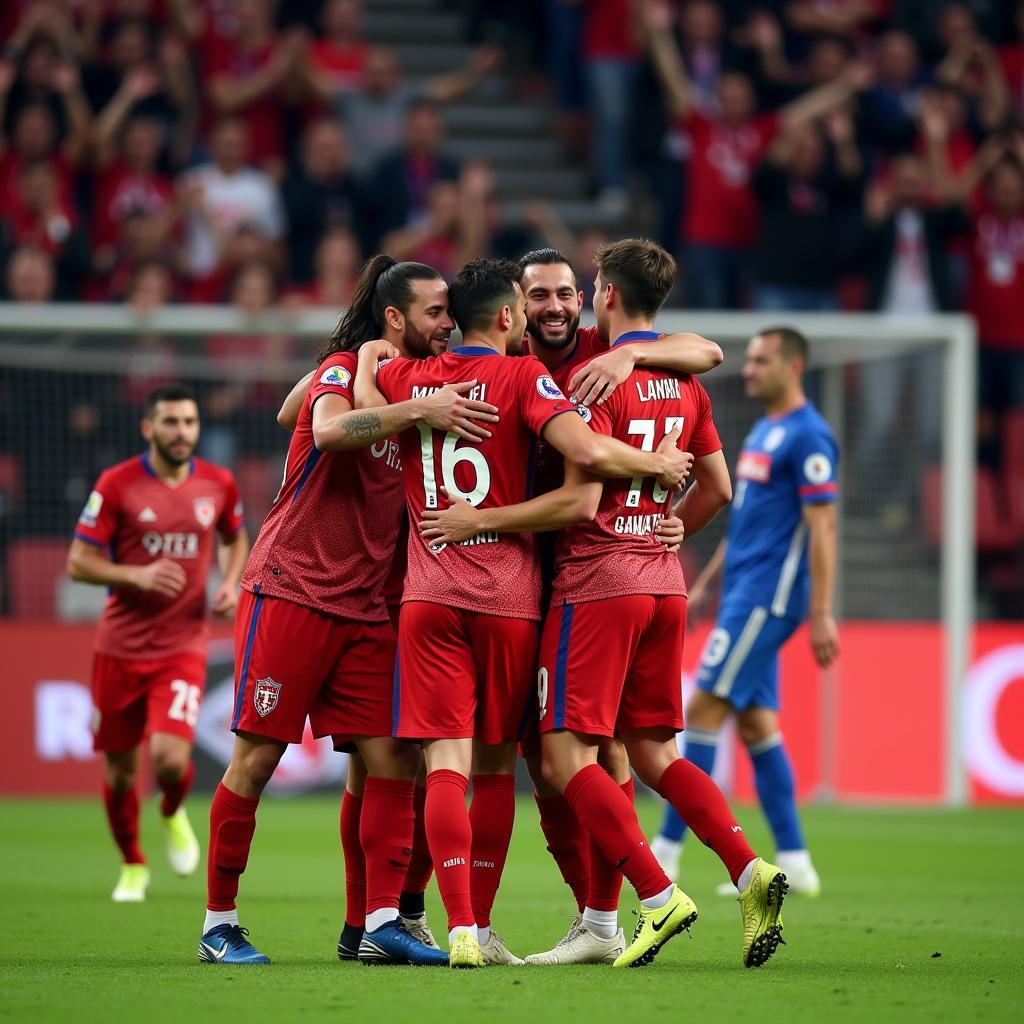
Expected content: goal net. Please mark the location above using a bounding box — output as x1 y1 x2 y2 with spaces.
0 305 976 803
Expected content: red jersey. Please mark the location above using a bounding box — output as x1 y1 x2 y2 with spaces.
681 111 778 248
376 345 576 619
553 331 723 604
92 163 175 249
526 325 607 496
966 212 1024 349
75 454 243 659
241 351 404 622
205 40 283 162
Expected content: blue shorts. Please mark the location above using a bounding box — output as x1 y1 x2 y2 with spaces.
695 605 800 711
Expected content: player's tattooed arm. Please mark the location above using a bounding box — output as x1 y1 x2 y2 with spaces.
568 332 724 407
342 411 384 441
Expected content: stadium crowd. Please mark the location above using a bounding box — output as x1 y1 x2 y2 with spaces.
0 0 1022 612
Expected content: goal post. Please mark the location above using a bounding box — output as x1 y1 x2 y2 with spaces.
0 304 976 805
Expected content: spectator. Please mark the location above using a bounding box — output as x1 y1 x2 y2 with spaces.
965 152 1024 453
854 152 971 470
998 1 1024 113
861 30 928 152
119 261 180 410
368 100 461 242
305 0 369 96
382 178 475 281
203 0 306 178
581 0 642 214
313 43 502 178
785 0 883 41
643 0 870 307
752 112 864 311
284 228 361 309
281 118 368 284
178 116 285 301
3 244 56 302
0 159 89 298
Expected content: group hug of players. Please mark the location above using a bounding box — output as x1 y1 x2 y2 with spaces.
70 240 798 972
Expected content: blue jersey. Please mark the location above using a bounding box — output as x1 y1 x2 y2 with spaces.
721 402 838 621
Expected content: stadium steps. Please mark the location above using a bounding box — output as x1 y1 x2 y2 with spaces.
361 0 615 231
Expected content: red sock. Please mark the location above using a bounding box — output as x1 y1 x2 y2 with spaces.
587 778 634 911
468 774 516 928
656 758 757 885
158 762 195 818
402 783 433 896
340 790 366 928
534 792 590 913
103 782 145 865
361 777 415 918
206 782 259 911
563 764 669 901
424 769 473 929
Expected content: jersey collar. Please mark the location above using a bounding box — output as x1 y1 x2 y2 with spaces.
141 452 196 479
611 330 661 347
451 345 501 357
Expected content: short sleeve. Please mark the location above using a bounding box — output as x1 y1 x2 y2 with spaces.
518 356 577 437
688 382 723 457
309 353 357 410
574 326 607 362
217 472 245 539
75 470 120 547
374 356 406 403
791 424 839 504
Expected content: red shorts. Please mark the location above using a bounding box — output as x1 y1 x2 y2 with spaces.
396 601 538 744
232 589 397 746
91 649 207 753
538 594 686 737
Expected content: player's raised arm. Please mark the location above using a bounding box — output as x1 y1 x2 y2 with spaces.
803 501 840 668
541 408 692 491
277 370 314 431
672 448 733 538
419 461 604 545
568 332 725 407
317 342 500 451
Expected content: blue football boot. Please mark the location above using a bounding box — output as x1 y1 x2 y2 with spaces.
357 919 449 966
198 924 271 965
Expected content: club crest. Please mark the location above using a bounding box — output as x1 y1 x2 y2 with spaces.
254 677 281 717
194 497 216 529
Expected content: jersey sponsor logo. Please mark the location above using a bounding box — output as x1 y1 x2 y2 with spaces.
369 437 402 471
79 490 104 527
194 497 216 529
613 512 664 536
763 426 787 452
803 452 833 485
736 449 772 483
634 376 682 402
137 506 157 522
254 676 282 717
142 531 200 558
536 375 565 400
319 364 352 388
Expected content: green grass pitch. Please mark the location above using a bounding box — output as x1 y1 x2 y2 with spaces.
2 796 1021 1022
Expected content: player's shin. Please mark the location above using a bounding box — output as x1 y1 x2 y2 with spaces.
468 773 516 933
583 778 633 936
400 781 433 917
534 790 591 913
103 781 145 865
206 783 259 918
424 768 475 936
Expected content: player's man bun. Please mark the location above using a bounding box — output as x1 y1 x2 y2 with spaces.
318 254 443 362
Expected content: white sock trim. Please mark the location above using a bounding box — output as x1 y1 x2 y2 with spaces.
640 884 674 910
736 858 757 894
477 926 491 945
582 908 618 938
448 924 478 945
365 908 399 933
203 908 238 933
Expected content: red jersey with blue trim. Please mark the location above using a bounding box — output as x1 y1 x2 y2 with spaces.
722 401 839 619
375 346 576 619
553 331 723 604
75 454 243 659
241 350 404 622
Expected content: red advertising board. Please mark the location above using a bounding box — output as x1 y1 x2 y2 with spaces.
1 621 1022 802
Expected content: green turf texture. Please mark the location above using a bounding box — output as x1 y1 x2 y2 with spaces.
1 797 1021 1023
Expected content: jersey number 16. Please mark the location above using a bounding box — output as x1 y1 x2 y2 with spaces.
417 424 492 509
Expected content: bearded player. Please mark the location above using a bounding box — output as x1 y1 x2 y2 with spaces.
197 257 499 967
68 386 248 903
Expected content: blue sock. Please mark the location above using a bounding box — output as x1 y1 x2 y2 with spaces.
658 729 720 842
749 733 805 852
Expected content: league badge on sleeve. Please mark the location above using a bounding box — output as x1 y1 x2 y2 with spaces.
536 375 565 400
254 677 282 717
320 365 352 388
802 453 833 484
79 490 104 527
194 497 216 529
